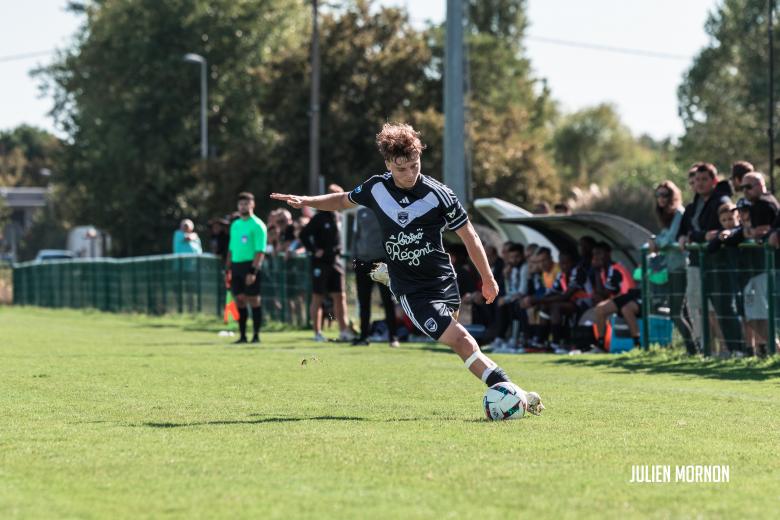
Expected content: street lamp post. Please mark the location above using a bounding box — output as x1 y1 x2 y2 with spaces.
308 0 321 195
183 53 208 160
769 0 776 193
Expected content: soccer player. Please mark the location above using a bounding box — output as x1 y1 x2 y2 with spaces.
271 123 529 401
225 192 267 344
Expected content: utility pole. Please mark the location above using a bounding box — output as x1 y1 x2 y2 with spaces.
183 53 208 159
308 0 321 195
444 0 468 205
769 0 776 193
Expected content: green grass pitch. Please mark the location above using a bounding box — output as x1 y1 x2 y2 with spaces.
1 307 779 519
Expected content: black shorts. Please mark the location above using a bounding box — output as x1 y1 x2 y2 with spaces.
397 282 460 340
231 261 261 297
613 288 642 315
312 261 344 295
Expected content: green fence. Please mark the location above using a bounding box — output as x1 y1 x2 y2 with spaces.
12 254 312 325
641 243 778 357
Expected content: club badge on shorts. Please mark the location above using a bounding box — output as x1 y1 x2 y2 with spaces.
424 318 438 333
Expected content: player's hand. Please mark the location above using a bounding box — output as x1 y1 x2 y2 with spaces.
224 270 232 289
482 277 499 304
270 193 307 209
769 231 780 248
245 273 256 286
647 238 657 253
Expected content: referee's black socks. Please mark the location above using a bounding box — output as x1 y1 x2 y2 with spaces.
238 307 248 339
252 306 262 336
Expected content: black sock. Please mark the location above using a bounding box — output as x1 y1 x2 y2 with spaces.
596 337 605 350
632 336 641 347
485 367 511 387
252 306 262 335
238 307 248 338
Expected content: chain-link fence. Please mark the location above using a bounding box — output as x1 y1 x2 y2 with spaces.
12 254 312 325
641 243 778 357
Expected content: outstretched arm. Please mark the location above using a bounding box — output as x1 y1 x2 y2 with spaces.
455 221 499 304
270 192 355 211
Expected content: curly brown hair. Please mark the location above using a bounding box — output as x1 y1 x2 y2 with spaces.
375 122 426 164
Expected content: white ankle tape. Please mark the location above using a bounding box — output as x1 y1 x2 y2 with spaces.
481 367 493 383
464 351 482 369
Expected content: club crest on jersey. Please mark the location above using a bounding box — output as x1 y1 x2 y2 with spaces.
424 318 438 333
397 211 409 225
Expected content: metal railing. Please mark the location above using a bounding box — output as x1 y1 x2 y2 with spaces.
12 254 312 325
641 243 778 356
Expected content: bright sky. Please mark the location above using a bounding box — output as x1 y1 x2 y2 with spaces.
0 0 718 140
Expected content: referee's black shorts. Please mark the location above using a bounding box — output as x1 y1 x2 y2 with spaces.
397 282 461 340
231 261 261 297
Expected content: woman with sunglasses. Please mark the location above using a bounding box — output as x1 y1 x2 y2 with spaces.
648 181 696 353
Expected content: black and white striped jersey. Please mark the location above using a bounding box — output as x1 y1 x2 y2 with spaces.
348 172 469 296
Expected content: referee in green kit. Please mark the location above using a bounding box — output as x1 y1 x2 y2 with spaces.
225 192 267 343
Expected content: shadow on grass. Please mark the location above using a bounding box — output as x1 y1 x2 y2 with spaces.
552 349 780 382
142 415 366 428
132 318 295 334
140 414 489 428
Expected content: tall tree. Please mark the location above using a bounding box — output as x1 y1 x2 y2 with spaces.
551 103 685 230
258 0 438 194
464 0 560 206
0 125 61 187
37 0 305 254
551 104 635 187
677 0 779 173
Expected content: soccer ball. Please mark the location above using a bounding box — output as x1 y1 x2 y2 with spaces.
483 382 527 421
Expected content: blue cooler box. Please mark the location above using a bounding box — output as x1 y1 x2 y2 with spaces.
609 315 673 353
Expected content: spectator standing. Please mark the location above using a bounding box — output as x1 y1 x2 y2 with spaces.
739 172 779 238
352 206 399 347
647 181 695 353
731 172 778 356
226 192 267 344
208 217 230 262
730 160 754 192
172 219 202 254
300 184 353 342
678 162 742 354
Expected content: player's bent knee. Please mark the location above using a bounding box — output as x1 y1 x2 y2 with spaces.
439 320 476 356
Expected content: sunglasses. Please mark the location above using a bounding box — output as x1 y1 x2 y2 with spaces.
740 184 757 191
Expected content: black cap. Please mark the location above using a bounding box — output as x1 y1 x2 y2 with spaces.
736 197 752 210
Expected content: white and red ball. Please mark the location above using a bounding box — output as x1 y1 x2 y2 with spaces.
483 382 527 421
